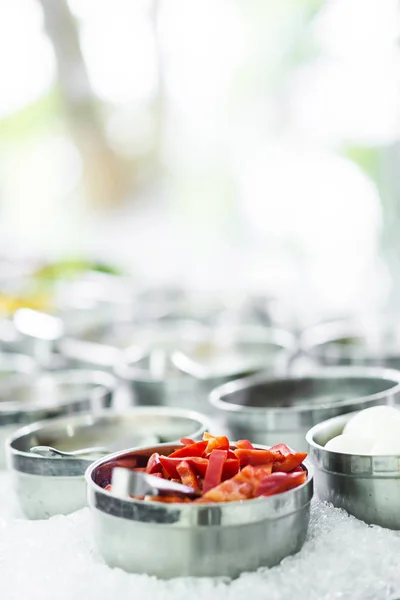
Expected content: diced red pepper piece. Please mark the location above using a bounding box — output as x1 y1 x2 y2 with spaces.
159 456 207 479
169 440 208 459
234 448 284 467
180 437 195 445
254 471 307 498
291 466 305 473
253 463 273 476
235 439 254 450
203 449 228 493
159 455 239 481
198 465 256 502
146 453 163 474
269 443 294 456
104 484 112 491
176 460 200 491
272 452 307 473
203 432 230 453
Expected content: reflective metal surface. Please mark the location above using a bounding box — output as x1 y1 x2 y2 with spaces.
0 369 116 467
307 411 400 529
7 407 211 519
300 317 400 368
86 443 313 578
209 367 400 451
59 319 210 371
116 326 295 412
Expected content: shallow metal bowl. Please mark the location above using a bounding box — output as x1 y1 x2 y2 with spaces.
59 319 210 371
86 443 313 578
7 407 211 520
0 369 116 467
307 411 400 529
116 326 295 412
209 367 400 452
300 317 400 368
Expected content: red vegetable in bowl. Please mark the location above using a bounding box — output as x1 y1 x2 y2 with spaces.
104 432 308 503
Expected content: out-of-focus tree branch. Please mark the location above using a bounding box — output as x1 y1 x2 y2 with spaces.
37 0 127 209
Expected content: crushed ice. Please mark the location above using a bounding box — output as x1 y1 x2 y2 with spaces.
1 471 400 600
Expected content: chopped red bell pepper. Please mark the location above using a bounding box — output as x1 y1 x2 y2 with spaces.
180 437 195 445
176 460 200 490
159 455 239 481
234 448 283 467
203 449 228 493
159 456 207 479
235 439 254 449
269 443 294 456
198 465 256 502
169 440 208 459
254 471 307 498
103 435 307 504
146 453 163 474
272 452 307 473
203 432 230 453
104 484 112 491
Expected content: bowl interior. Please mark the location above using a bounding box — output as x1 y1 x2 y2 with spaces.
0 375 106 406
12 413 203 454
307 322 400 364
218 376 398 410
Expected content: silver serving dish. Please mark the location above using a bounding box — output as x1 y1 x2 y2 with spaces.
59 319 210 371
7 407 211 519
0 369 116 468
86 443 313 578
209 367 400 451
307 411 400 529
115 326 295 412
300 317 400 368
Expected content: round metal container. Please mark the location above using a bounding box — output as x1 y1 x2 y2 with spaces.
0 351 37 381
307 411 400 529
86 443 313 578
300 317 400 368
116 326 295 412
7 407 211 520
0 369 116 468
59 319 210 371
209 367 400 452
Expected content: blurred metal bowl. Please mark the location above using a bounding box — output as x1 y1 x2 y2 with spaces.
59 319 210 371
86 442 313 578
7 407 211 519
0 369 116 468
307 411 400 529
300 317 400 368
115 326 295 412
209 367 400 452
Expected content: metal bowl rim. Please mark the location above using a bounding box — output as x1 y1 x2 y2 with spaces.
0 369 117 415
208 366 400 415
115 326 296 383
306 411 400 476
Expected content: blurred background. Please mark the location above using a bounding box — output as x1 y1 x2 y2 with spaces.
0 0 399 329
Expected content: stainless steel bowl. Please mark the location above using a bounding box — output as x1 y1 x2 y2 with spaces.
307 411 400 529
59 319 210 371
0 351 37 380
0 369 116 468
300 317 400 368
209 367 400 451
116 326 295 412
86 443 313 578
7 407 211 519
